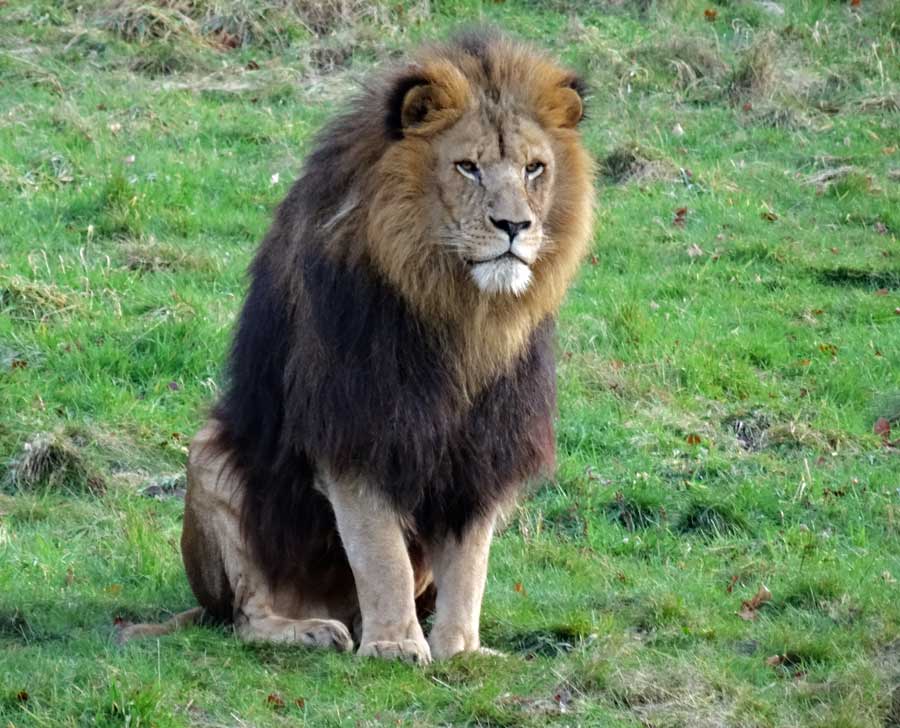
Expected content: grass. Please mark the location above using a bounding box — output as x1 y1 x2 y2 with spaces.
1 0 899 724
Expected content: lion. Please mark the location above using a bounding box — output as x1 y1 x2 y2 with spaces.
120 30 594 664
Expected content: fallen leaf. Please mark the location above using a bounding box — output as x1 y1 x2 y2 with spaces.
294 698 306 709
742 102 753 112
737 584 771 621
704 8 718 21
65 567 74 586
673 207 688 227
266 693 285 709
726 575 739 593
514 582 526 595
687 243 704 258
685 433 702 445
16 690 28 703
246 60 260 70
761 211 778 222
851 0 861 6
590 254 599 266
818 342 838 356
11 358 27 369
874 417 891 442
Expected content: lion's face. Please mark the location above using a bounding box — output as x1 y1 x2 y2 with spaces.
431 110 556 297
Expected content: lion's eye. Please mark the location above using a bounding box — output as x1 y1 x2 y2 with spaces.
455 160 480 180
525 161 545 181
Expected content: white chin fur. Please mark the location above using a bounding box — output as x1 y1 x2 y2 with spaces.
470 259 533 296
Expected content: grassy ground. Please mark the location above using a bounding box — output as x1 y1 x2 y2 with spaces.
1 0 899 725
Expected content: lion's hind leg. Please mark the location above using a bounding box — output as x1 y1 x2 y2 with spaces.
184 420 354 653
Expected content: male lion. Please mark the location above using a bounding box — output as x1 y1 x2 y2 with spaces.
121 31 593 663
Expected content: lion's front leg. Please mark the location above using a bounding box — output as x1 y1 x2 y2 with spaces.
322 474 431 665
427 514 497 660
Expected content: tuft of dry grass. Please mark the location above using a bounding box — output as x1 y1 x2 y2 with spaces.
95 0 409 48
120 236 217 273
0 275 81 321
728 32 778 103
607 664 737 728
5 431 105 494
639 34 728 93
599 145 680 185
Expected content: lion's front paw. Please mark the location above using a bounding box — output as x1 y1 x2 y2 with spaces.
296 619 354 652
428 626 500 660
358 638 432 665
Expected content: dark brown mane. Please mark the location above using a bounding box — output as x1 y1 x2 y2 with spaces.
211 30 591 587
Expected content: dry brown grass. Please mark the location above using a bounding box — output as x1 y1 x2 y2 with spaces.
728 32 779 103
598 145 680 185
120 236 217 273
5 431 104 494
95 0 411 47
0 275 82 321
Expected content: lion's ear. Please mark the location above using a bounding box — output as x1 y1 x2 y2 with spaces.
542 76 587 129
386 64 469 138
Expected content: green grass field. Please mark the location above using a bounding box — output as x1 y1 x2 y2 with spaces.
1 0 899 725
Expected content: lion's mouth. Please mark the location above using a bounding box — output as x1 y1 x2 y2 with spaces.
467 250 530 266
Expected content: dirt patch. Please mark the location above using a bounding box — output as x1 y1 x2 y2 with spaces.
599 146 679 185
140 473 186 499
725 410 771 452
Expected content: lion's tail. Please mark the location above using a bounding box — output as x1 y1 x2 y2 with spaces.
116 606 206 644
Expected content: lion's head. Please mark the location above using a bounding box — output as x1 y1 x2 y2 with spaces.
365 33 593 308
277 31 593 386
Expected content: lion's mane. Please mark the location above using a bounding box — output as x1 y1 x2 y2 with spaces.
210 30 593 593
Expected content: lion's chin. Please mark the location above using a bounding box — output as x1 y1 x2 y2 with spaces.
469 258 533 297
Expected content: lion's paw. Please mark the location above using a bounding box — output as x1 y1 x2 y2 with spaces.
296 619 354 652
358 638 432 665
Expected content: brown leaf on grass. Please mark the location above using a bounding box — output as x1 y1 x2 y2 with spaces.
761 211 778 222
266 693 285 709
874 417 891 442
294 698 306 709
16 690 29 703
514 582 527 595
673 207 688 227
726 575 739 593
11 358 27 369
704 8 718 21
737 584 771 621
685 433 702 445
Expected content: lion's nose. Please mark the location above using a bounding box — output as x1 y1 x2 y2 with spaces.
490 217 531 242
